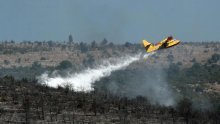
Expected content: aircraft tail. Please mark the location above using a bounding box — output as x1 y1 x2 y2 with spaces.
142 40 155 52
143 40 152 50
143 40 151 47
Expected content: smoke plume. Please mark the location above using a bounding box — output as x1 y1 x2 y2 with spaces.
37 52 175 106
95 60 175 106
38 53 143 92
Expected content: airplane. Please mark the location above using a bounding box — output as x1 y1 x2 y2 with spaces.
142 36 180 53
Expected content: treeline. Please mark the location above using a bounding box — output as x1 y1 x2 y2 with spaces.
0 76 220 123
0 36 140 54
1 36 220 55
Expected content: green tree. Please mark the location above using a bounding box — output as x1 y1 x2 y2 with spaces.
208 53 220 64
57 60 72 70
124 42 132 47
31 61 42 70
80 42 88 53
101 38 108 46
47 40 54 47
91 40 97 49
108 42 114 47
68 34 73 43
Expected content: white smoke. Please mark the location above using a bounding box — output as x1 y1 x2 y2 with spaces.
38 53 148 92
37 52 176 106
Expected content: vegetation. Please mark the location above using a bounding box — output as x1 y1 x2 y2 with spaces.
0 76 220 123
56 60 73 70
167 55 220 84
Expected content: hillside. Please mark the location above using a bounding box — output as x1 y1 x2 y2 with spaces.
0 41 220 123
0 41 139 69
0 41 219 69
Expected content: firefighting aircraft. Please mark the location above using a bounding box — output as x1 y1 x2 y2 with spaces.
142 36 180 53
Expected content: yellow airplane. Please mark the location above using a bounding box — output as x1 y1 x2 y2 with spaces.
142 36 180 53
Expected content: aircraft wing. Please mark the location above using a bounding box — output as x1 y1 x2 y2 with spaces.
158 36 173 44
166 39 180 48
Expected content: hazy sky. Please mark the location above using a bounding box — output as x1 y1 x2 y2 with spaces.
0 0 219 43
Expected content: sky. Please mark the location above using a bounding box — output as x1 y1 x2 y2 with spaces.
0 0 219 43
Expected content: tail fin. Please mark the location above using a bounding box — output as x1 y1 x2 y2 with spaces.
142 40 151 47
143 40 155 52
